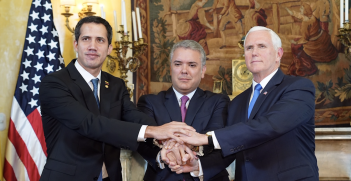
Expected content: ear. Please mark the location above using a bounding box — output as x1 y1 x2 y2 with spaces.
276 47 284 62
107 44 113 55
201 65 207 78
73 40 78 52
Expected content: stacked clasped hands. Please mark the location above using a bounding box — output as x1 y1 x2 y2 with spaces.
151 121 208 174
160 138 199 174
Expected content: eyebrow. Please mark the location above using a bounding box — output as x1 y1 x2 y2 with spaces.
245 42 267 47
80 35 106 39
173 60 198 64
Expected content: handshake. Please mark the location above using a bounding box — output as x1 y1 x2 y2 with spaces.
144 121 211 174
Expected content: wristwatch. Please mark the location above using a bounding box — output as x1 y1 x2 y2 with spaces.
206 132 214 147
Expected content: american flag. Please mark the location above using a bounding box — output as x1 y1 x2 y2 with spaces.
3 0 64 180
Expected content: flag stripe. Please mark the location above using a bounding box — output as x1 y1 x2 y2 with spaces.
8 119 40 181
10 98 47 175
4 138 30 181
27 108 47 156
3 159 18 181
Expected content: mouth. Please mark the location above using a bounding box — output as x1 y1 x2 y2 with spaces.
179 78 191 82
85 53 100 59
250 60 261 64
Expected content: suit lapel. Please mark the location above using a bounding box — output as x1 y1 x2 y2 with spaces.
184 88 205 126
99 72 111 117
243 88 252 121
67 60 100 115
249 69 284 119
164 88 182 122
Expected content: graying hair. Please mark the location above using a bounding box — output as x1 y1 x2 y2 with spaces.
244 26 282 51
169 40 206 66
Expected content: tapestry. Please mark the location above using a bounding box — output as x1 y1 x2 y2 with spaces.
135 0 351 127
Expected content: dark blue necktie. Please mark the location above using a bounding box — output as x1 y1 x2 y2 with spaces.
91 78 100 108
248 84 262 118
91 78 102 181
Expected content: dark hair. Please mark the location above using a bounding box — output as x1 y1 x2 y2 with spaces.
74 16 113 44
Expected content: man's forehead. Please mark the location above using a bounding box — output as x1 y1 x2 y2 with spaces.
80 23 108 37
172 59 199 64
246 32 272 45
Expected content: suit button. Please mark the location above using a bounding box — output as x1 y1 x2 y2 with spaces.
230 149 234 152
93 177 98 180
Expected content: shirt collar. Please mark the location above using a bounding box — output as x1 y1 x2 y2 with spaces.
252 68 278 92
75 60 101 84
172 87 197 103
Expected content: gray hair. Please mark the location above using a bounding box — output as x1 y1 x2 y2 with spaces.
244 26 282 51
169 40 206 67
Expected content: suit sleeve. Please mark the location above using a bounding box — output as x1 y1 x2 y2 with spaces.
118 79 157 126
40 74 152 151
136 95 162 170
216 78 315 157
199 94 235 181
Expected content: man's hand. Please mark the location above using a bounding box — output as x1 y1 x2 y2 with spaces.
169 156 200 174
175 131 208 146
145 121 195 143
161 139 196 165
160 147 177 165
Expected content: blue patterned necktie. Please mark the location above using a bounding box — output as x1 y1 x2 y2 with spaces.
248 84 262 118
91 78 102 181
91 78 100 108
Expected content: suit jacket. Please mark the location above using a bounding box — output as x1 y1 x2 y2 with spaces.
215 69 319 181
39 60 156 181
137 87 233 181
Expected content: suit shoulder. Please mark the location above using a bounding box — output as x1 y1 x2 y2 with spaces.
283 74 314 87
41 67 69 82
138 91 167 102
202 90 230 101
101 71 124 83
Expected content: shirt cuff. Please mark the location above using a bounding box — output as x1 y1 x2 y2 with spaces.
137 125 147 142
156 151 165 169
190 159 203 177
212 131 221 149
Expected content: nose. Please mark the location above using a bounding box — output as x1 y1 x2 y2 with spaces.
181 64 188 74
88 39 97 51
252 47 258 56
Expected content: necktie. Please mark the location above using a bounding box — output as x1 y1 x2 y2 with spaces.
91 78 103 181
181 95 189 181
248 84 262 118
180 96 189 122
91 78 100 108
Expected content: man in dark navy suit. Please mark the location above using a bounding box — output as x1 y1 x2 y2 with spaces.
137 40 233 181
177 26 319 181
